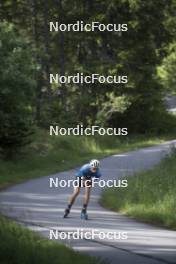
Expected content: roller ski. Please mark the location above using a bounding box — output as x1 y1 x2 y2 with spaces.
63 208 70 218
81 210 88 220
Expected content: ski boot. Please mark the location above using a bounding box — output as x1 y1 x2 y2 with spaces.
63 208 70 218
81 210 88 220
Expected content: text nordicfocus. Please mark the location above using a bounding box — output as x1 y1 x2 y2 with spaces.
50 21 128 32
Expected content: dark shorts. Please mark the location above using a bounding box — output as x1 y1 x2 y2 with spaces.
76 176 92 187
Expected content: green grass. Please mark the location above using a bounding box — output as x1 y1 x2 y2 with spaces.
101 149 176 229
0 216 105 264
0 129 172 189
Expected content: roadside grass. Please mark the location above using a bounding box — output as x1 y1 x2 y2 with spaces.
101 148 176 229
0 216 105 264
0 129 173 189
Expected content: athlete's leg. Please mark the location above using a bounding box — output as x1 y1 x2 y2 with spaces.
83 185 91 206
81 183 92 214
64 186 81 218
69 186 81 206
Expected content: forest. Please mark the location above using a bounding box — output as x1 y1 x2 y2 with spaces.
0 0 176 159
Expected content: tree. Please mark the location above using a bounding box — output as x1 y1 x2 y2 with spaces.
0 22 36 159
158 43 176 95
0 0 176 134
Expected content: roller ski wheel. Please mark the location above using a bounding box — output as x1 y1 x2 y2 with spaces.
81 211 88 220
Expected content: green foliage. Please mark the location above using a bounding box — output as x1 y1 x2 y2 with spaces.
96 93 131 126
101 149 176 229
0 217 104 264
0 1 176 152
1 1 175 132
0 22 36 159
158 43 176 94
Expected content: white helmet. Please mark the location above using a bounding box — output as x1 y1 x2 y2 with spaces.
90 159 100 168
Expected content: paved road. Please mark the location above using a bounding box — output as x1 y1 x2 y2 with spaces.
0 140 176 264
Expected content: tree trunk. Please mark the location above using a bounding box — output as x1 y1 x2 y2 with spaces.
54 0 66 104
30 0 43 124
43 0 52 102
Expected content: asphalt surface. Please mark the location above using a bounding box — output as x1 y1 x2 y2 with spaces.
0 140 176 264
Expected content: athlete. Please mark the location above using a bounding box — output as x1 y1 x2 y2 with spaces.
63 159 101 220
